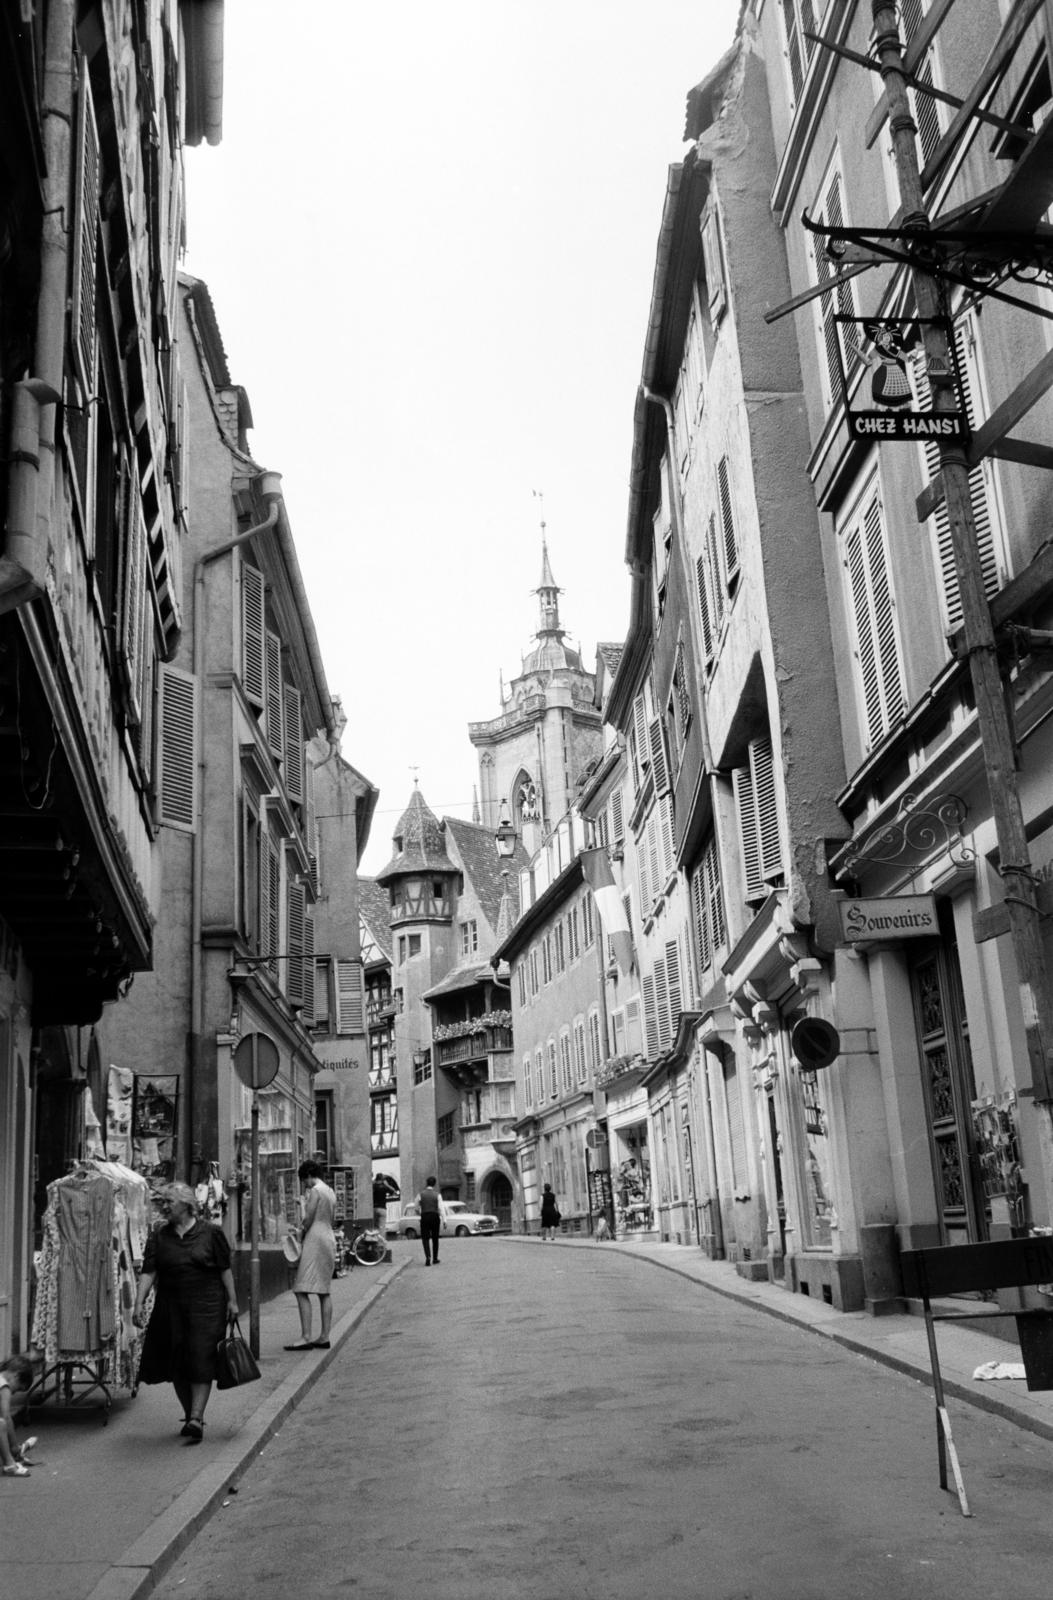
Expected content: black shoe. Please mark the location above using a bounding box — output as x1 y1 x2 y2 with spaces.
433 1258 440 1265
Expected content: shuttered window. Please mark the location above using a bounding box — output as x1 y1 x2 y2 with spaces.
649 716 670 796
701 207 727 325
717 456 739 585
265 835 280 976
241 563 265 708
692 833 727 975
72 60 99 395
695 550 714 663
654 957 671 1053
302 915 315 1024
335 960 365 1034
665 938 683 1027
265 632 283 759
900 0 943 169
283 684 304 803
643 972 660 1060
120 467 149 729
610 788 624 844
813 164 856 410
157 664 197 830
734 736 782 904
841 481 906 749
286 881 306 1007
781 0 818 106
914 315 1006 633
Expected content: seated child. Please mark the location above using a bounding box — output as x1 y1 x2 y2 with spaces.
1 1353 37 1477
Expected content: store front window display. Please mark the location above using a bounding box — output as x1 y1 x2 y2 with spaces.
614 1128 652 1233
796 1067 834 1249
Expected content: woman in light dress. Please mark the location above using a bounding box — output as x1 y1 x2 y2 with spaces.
284 1161 337 1351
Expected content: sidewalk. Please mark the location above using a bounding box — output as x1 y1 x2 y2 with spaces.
521 1234 1053 1442
6 1254 408 1600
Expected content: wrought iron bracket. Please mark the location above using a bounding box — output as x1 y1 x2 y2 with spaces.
836 792 974 880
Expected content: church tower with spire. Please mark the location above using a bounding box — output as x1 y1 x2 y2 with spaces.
469 534 602 850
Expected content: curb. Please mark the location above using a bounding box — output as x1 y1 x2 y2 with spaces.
512 1236 1053 1448
83 1258 408 1600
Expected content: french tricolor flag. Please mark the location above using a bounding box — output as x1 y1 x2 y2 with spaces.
581 848 634 976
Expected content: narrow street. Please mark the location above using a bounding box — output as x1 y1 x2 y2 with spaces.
152 1242 1053 1600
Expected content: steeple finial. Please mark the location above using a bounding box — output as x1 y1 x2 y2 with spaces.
531 490 564 640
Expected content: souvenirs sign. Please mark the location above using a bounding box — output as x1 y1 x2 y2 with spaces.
838 893 938 945
833 316 966 442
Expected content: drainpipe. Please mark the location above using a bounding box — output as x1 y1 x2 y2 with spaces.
0 0 74 612
641 385 714 771
188 472 283 1175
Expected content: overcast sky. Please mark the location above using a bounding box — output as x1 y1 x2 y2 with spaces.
183 1 741 873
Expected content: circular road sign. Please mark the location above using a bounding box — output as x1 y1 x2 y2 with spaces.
791 1017 841 1071
585 1128 605 1150
233 1031 280 1090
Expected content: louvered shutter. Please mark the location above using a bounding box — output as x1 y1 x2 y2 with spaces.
265 633 283 759
286 881 306 1006
692 862 712 972
258 827 271 961
717 456 739 582
844 488 905 747
72 59 99 393
266 837 280 975
900 0 941 166
241 563 265 708
734 761 764 902
647 812 661 906
335 960 365 1034
633 694 650 782
659 795 675 881
643 973 661 1059
782 0 804 100
706 834 727 949
283 684 304 803
706 512 726 634
701 209 726 324
654 957 671 1052
915 322 1003 632
665 938 683 1024
302 915 315 1024
814 170 854 405
696 551 714 662
157 664 197 830
752 739 782 883
611 788 624 843
649 717 670 796
120 467 148 728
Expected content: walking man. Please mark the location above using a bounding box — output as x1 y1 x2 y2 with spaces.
416 1177 448 1266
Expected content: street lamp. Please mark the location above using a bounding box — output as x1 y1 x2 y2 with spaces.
494 798 516 858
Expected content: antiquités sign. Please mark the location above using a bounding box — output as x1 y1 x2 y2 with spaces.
838 893 938 945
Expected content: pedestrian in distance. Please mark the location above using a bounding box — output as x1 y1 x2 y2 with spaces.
416 1176 448 1266
0 1352 36 1477
133 1182 239 1444
285 1160 338 1350
540 1183 561 1241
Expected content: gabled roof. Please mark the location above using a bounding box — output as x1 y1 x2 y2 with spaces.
357 877 393 964
443 816 529 931
423 962 495 1002
375 787 455 884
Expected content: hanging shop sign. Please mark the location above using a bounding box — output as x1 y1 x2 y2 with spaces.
833 316 966 442
791 1017 841 1071
838 893 938 945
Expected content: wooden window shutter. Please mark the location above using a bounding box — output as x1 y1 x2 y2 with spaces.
241 563 265 708
643 972 660 1059
72 59 100 393
633 694 650 779
695 551 714 662
701 208 727 325
899 0 941 166
647 812 661 906
286 881 306 1007
283 684 304 803
915 321 1004 632
266 836 280 976
706 833 727 949
649 717 670 796
692 861 711 971
659 795 675 881
302 914 315 1024
751 738 782 884
717 456 739 581
844 488 905 747
157 664 197 830
734 761 764 902
665 938 683 1023
258 826 271 960
782 0 805 100
611 787 624 843
335 960 365 1034
706 512 726 633
814 169 854 406
120 465 148 728
654 956 671 1052
265 633 284 759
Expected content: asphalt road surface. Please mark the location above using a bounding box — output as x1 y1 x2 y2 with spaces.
152 1241 1053 1600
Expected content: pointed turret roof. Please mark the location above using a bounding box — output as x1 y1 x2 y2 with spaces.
522 539 583 673
375 785 455 884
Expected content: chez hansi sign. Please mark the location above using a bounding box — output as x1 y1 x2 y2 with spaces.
838 894 939 945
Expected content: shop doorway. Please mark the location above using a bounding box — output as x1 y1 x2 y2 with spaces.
910 911 987 1245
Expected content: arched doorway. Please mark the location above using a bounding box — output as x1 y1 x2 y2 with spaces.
482 1172 513 1231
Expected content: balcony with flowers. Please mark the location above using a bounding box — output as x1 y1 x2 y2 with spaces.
594 1052 648 1093
433 1010 513 1069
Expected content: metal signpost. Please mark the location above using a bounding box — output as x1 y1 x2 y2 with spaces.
233 1031 280 1356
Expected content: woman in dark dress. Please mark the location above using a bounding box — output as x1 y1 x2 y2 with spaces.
540 1183 560 1242
132 1182 239 1442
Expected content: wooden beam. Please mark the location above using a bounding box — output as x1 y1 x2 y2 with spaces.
987 438 1053 470
966 345 1053 463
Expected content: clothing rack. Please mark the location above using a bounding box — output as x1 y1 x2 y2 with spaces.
28 1158 151 1421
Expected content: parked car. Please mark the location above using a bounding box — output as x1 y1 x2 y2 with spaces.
388 1200 498 1238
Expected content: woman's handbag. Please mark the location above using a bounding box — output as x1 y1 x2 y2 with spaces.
215 1316 261 1390
282 1229 302 1265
